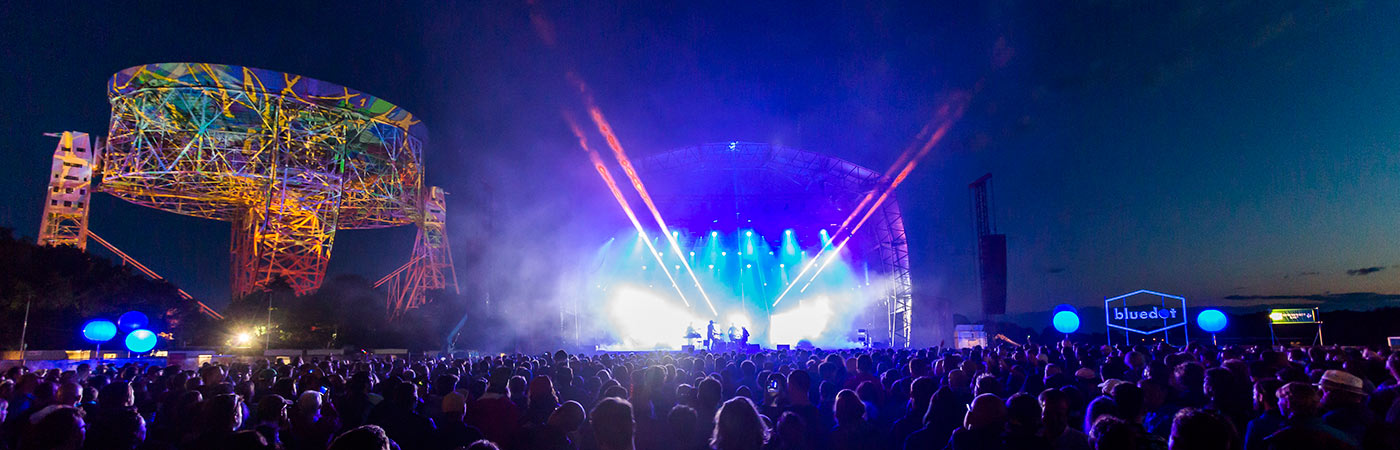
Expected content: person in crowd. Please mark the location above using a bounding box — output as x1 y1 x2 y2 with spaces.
1083 395 1117 433
328 425 393 450
829 390 874 450
590 398 635 450
944 393 1007 450
1004 393 1051 450
291 390 342 450
1316 369 1374 445
888 377 932 448
1086 415 1136 450
23 405 84 450
438 391 485 450
467 369 519 445
1243 379 1284 450
666 405 705 450
1263 381 1356 449
712 396 768 450
1039 389 1091 450
1167 408 1235 450
524 376 561 427
765 412 810 450
250 394 290 448
3 338 1399 450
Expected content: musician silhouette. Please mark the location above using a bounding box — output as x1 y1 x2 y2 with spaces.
706 320 717 350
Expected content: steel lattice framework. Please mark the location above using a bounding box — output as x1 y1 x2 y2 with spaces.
101 63 425 297
380 186 460 317
633 142 914 347
38 132 98 250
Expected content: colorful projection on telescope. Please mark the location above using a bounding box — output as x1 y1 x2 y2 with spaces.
589 228 882 350
102 63 425 297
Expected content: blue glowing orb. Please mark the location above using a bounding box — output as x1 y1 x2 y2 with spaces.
125 329 158 353
1197 309 1228 333
82 320 118 343
1052 310 1081 334
117 311 149 332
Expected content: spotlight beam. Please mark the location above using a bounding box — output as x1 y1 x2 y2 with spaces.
564 111 692 307
570 75 719 316
773 92 971 307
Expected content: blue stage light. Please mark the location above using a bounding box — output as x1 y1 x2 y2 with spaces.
125 329 157 353
745 231 752 236
118 311 149 332
82 320 118 343
1197 309 1228 333
1052 310 1080 334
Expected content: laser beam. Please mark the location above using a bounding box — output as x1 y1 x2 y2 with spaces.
563 111 691 308
570 74 719 316
773 91 971 307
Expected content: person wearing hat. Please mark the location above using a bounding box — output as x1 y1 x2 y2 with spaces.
1318 369 1374 444
1263 381 1357 449
438 391 486 450
252 393 291 447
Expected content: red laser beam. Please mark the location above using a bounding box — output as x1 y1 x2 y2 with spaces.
570 74 719 316
563 111 692 308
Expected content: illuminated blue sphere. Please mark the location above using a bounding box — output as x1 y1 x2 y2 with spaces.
125 329 158 353
117 311 149 332
1197 309 1228 333
1052 310 1081 334
82 320 118 343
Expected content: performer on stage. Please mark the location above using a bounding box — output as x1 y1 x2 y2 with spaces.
739 327 750 347
706 320 717 350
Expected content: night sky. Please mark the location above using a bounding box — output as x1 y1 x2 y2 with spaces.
1 1 1397 322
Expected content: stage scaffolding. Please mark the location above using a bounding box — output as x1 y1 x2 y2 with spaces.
632 142 916 348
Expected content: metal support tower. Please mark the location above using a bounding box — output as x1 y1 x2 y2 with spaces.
970 173 1008 317
872 199 913 348
38 132 98 249
383 186 459 317
970 173 994 238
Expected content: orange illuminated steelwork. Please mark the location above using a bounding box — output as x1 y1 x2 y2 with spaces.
379 186 460 317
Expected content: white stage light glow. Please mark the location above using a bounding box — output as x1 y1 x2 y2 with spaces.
607 286 698 350
769 297 833 345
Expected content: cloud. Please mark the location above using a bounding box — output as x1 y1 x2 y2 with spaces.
1224 292 1400 303
1346 266 1385 276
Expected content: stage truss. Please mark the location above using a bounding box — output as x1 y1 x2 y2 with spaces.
632 142 914 347
101 63 425 297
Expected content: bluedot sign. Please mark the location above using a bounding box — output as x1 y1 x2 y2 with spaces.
1104 289 1188 344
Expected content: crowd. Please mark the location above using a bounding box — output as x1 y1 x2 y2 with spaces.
0 340 1398 450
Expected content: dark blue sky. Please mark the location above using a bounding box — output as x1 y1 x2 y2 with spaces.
1 1 1396 319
